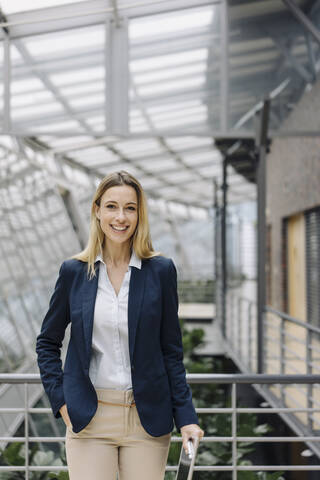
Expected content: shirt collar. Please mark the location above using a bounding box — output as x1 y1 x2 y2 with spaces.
94 248 142 270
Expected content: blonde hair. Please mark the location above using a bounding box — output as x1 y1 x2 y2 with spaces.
70 171 162 279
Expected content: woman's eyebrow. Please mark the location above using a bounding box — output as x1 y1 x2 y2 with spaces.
104 200 137 205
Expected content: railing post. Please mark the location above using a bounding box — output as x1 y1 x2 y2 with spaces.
238 298 242 358
255 99 270 374
280 316 285 404
230 293 234 344
24 383 29 480
221 156 228 340
232 382 237 480
248 302 253 371
306 329 313 431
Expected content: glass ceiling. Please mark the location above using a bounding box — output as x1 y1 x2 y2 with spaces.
0 0 317 209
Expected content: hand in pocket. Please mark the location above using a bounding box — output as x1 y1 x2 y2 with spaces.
59 404 72 429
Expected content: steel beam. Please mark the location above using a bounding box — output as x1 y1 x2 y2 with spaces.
255 98 270 374
220 0 229 131
3 33 11 131
221 156 228 337
105 16 129 134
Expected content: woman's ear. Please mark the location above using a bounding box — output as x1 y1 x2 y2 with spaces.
94 203 100 220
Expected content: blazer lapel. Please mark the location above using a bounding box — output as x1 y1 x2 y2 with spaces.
81 260 147 369
128 262 146 363
82 262 99 368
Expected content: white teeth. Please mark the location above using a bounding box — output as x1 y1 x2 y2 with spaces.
111 225 127 231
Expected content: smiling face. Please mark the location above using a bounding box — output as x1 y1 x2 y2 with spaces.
95 185 138 248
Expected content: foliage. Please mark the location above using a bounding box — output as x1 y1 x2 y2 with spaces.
0 442 68 480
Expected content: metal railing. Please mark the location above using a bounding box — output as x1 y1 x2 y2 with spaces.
0 374 320 478
225 294 320 376
224 294 320 451
226 292 258 372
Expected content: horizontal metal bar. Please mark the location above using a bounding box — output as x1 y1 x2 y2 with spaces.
195 406 320 414
2 406 320 415
265 306 320 334
0 408 51 413
1 373 320 384
193 466 320 471
3 434 320 444
0 437 66 442
1 128 320 139
2 464 320 472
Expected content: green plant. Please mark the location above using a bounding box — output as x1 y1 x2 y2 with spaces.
0 442 68 480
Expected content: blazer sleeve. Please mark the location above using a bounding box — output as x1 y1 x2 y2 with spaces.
160 258 199 432
36 260 70 418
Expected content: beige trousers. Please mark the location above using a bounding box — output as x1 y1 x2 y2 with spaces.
65 388 172 480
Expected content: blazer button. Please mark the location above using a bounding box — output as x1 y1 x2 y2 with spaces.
131 365 135 371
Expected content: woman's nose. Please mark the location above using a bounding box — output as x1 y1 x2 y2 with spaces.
116 209 126 221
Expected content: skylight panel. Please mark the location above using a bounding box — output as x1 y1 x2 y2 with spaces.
130 121 150 133
134 63 206 85
150 104 207 122
49 66 104 86
136 157 179 173
182 150 221 166
68 93 104 109
60 81 104 96
11 90 55 108
165 136 214 150
11 78 45 94
137 76 205 97
140 176 163 190
130 7 214 39
146 99 203 115
130 49 208 73
198 164 221 177
85 115 105 126
153 112 207 129
12 102 64 120
24 25 104 57
117 143 164 158
32 120 82 132
0 0 85 14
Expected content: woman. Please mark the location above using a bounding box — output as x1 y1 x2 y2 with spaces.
36 170 204 480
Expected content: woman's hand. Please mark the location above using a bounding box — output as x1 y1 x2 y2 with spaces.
59 404 72 429
180 424 204 455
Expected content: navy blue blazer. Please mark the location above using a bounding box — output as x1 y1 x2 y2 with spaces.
36 254 199 436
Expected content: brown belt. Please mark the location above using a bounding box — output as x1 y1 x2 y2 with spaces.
98 399 136 408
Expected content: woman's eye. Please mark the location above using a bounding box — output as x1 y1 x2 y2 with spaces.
128 207 136 211
106 205 115 209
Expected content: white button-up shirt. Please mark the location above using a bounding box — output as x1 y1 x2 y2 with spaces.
88 249 142 390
